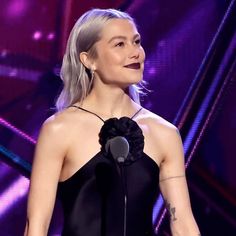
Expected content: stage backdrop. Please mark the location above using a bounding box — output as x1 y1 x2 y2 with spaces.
0 0 235 235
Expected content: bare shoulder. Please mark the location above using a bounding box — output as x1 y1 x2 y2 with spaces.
138 108 179 140
138 108 184 167
134 107 182 165
38 108 80 144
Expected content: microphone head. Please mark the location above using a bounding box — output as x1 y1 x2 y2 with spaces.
106 136 129 163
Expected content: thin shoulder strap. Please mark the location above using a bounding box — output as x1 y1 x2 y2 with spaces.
131 107 143 120
69 105 105 122
69 105 142 122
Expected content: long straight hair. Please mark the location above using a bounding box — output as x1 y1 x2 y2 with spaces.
56 8 146 111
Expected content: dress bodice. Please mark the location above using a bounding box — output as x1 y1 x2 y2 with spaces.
57 106 160 236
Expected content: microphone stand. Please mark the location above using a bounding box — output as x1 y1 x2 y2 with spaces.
118 159 127 236
106 136 129 236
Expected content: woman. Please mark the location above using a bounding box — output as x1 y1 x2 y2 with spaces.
25 8 200 236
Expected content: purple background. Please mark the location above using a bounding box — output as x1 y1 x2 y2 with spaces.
0 0 235 235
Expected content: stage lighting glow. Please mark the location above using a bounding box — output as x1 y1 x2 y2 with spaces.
33 31 42 41
0 65 41 82
152 195 164 223
148 67 157 75
47 32 55 40
0 176 29 217
0 117 36 144
7 0 29 18
0 50 8 58
9 69 18 77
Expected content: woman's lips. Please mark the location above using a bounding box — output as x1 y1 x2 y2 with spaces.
124 63 141 69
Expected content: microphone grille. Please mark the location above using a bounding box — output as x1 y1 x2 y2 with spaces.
109 136 129 163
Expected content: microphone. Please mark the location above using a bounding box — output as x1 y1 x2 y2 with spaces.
105 136 129 236
105 136 129 164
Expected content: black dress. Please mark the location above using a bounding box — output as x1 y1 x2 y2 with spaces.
57 106 160 236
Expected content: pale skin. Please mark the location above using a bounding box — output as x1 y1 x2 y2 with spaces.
24 19 200 236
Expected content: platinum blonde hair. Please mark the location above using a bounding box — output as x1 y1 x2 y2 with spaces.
56 8 145 111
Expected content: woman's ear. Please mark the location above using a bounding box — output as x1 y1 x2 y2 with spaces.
79 52 92 69
80 52 97 71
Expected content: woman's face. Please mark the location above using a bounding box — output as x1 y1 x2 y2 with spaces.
92 19 145 87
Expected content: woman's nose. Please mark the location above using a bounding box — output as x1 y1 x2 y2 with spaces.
128 45 140 59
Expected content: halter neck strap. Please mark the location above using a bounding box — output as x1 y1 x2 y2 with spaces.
69 105 142 123
130 107 143 119
70 105 105 122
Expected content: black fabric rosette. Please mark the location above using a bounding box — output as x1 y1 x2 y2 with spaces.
98 117 144 165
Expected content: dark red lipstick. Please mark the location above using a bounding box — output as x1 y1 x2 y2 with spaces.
124 63 140 69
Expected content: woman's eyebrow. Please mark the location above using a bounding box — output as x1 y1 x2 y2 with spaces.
108 36 126 43
108 34 140 43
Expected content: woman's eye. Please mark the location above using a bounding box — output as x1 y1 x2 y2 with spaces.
115 42 125 47
135 39 141 45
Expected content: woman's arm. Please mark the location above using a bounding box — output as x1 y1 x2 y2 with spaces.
24 116 68 236
159 126 200 236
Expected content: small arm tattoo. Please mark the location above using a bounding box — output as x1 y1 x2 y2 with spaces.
159 175 185 182
165 200 177 221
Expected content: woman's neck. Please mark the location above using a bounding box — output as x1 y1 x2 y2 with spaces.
79 86 138 119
